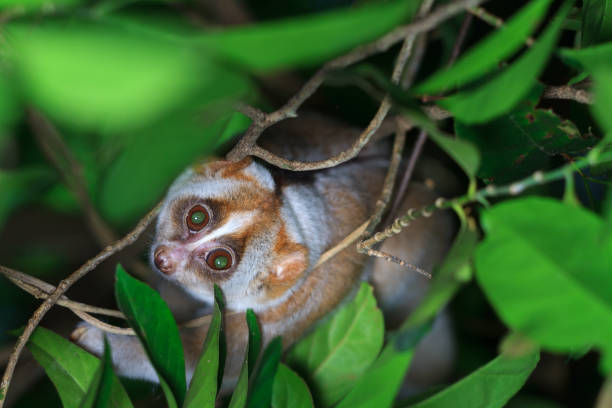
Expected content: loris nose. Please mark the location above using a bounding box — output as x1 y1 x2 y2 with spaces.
154 246 176 275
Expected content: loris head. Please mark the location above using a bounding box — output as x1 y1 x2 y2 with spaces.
150 158 309 310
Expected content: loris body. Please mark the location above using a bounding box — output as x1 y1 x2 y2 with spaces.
74 113 455 391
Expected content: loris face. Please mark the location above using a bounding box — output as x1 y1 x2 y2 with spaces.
151 158 309 311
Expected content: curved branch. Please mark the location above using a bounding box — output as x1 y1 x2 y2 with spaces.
226 0 484 170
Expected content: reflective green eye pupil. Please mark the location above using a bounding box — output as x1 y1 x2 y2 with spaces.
190 211 206 224
213 256 229 269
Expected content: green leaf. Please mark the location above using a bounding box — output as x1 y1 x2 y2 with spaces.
455 86 595 184
98 111 231 225
336 211 478 408
334 333 419 408
183 286 224 408
196 0 420 71
414 0 553 94
228 309 261 408
247 337 282 408
404 110 480 178
439 2 571 124
561 43 612 138
26 327 132 408
272 364 313 408
114 265 186 407
475 198 612 360
227 352 249 408
0 0 81 12
0 167 55 232
246 309 261 376
79 340 117 408
5 20 247 133
287 283 384 407
406 348 540 408
582 0 612 46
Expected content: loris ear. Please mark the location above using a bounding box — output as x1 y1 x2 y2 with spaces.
192 157 253 177
266 245 309 293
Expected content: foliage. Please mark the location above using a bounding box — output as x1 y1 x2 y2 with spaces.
2 0 612 407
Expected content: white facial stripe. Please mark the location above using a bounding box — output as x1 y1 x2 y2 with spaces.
166 169 244 202
186 211 257 250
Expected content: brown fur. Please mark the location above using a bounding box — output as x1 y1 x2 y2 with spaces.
73 113 455 394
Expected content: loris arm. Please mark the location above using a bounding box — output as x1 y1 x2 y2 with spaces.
72 311 248 390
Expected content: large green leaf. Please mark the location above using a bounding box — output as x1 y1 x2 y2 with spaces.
5 20 246 133
439 2 570 124
561 43 612 138
115 265 186 407
247 337 282 408
406 348 540 408
287 283 384 407
196 0 421 72
183 286 224 408
582 0 612 46
336 211 478 408
79 340 119 408
414 0 552 94
26 327 132 408
475 198 612 364
455 87 595 184
271 364 313 408
98 110 232 225
333 331 421 408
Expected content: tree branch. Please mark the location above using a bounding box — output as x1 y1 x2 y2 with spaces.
225 0 484 170
359 149 612 253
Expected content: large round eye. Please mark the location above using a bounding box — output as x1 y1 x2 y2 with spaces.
206 248 233 270
187 205 209 231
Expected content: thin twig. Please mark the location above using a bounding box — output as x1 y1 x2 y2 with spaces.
469 6 535 46
359 150 612 251
226 0 484 170
1 263 223 335
388 14 469 220
543 85 593 104
0 202 161 407
0 266 123 318
449 13 473 66
363 120 409 239
389 129 429 218
357 0 436 238
401 33 428 88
